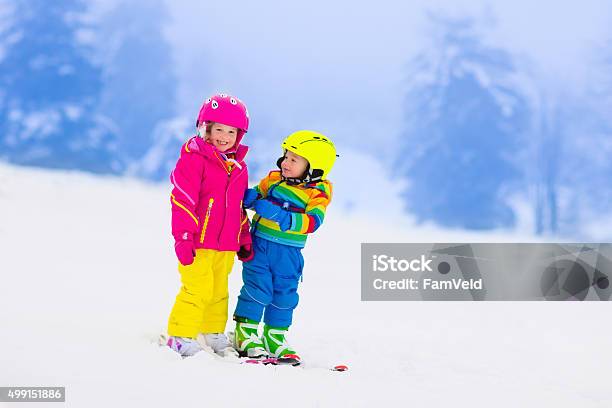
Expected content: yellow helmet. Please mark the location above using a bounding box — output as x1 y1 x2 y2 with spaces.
280 130 337 181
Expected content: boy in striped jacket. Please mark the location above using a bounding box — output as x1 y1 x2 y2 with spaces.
232 130 337 363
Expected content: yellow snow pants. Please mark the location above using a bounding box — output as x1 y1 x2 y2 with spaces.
167 249 235 338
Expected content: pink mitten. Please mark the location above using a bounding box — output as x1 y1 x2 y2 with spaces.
237 244 254 262
174 232 195 266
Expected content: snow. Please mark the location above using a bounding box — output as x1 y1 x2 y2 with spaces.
1 163 611 407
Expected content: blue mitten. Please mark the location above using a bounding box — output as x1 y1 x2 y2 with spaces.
243 188 260 209
253 199 291 231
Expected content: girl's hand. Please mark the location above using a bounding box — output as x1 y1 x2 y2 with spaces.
237 244 254 262
174 233 195 266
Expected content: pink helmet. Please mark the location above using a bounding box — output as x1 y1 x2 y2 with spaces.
196 93 250 139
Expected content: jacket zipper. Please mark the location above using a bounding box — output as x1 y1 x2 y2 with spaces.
221 166 250 246
237 200 246 244
200 198 214 244
217 172 231 243
203 154 245 247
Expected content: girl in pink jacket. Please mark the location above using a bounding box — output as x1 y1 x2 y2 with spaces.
165 93 252 357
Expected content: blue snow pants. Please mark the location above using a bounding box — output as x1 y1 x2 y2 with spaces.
234 235 304 328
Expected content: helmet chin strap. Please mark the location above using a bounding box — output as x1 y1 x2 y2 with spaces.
276 156 323 185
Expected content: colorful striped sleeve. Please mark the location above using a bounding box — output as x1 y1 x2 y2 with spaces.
255 171 281 198
288 181 332 234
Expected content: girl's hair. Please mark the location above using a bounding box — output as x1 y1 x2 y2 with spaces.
202 122 237 134
203 122 214 134
197 122 215 141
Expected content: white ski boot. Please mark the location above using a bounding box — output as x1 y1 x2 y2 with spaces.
198 333 239 358
165 335 203 357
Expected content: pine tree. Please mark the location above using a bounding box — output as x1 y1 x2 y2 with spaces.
398 16 529 229
0 0 120 173
97 0 177 164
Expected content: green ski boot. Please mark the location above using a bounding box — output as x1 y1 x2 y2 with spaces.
262 324 301 365
233 316 267 358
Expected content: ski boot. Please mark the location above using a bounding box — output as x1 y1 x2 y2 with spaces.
166 335 203 357
262 324 301 365
234 316 268 358
198 333 239 358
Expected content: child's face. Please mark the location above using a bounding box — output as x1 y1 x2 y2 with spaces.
201 122 238 152
280 150 309 179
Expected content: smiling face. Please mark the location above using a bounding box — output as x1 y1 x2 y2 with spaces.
200 122 238 152
280 150 309 179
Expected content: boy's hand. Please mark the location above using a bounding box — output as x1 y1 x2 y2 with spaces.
243 188 259 209
253 199 291 231
174 232 195 266
237 244 254 262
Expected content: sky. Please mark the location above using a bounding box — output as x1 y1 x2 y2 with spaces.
159 0 611 157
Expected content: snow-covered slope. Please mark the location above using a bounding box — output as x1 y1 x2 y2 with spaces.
0 163 610 407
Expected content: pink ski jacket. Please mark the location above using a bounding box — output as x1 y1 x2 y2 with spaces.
170 136 251 252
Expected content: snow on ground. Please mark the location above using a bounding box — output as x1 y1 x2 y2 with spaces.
0 163 611 407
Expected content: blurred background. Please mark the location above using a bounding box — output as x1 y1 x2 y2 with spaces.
1 0 611 240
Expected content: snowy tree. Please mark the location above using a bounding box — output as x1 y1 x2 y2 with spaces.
548 40 612 238
0 0 120 173
96 0 177 166
398 15 529 230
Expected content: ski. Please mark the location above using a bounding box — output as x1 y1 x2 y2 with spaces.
330 365 349 372
248 356 349 372
275 354 302 366
158 334 348 371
